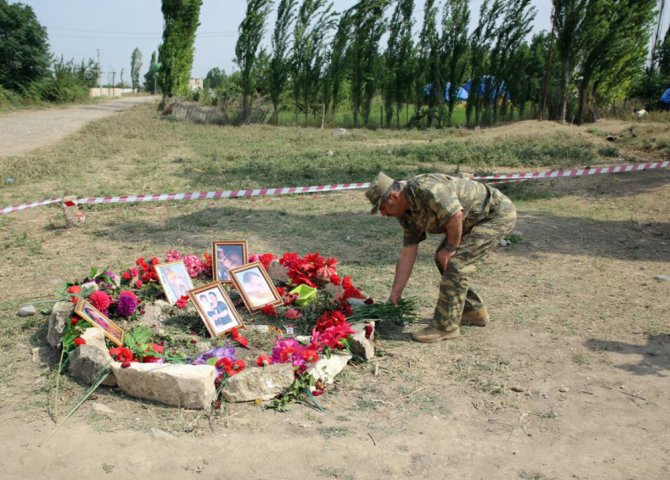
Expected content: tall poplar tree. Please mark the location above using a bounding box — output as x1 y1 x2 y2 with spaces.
574 0 655 123
291 0 336 122
235 0 273 122
158 0 202 98
441 0 469 126
383 0 415 128
324 11 352 116
269 0 297 123
416 0 443 126
349 0 390 127
130 48 143 93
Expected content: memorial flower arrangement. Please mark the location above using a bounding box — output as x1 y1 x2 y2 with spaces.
56 248 416 411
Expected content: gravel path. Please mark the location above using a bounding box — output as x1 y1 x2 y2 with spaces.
0 96 158 157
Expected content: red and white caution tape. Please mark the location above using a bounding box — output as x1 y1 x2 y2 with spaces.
2 160 668 216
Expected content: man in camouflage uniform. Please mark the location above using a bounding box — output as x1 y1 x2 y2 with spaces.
366 171 516 343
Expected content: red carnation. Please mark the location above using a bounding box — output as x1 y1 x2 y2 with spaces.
261 304 277 317
74 337 86 347
256 354 273 367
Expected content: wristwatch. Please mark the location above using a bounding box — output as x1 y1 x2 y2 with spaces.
443 241 458 253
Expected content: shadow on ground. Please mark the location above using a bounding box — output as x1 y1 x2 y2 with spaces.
585 334 670 377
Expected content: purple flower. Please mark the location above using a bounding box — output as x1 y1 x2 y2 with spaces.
117 290 138 317
192 345 236 375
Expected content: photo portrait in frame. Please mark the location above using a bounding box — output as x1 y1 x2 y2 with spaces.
212 240 247 283
188 282 243 337
229 262 282 311
75 298 125 346
154 260 194 305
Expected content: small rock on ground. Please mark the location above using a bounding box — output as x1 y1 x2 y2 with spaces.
17 305 37 317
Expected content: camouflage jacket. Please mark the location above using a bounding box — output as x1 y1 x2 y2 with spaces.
399 173 503 245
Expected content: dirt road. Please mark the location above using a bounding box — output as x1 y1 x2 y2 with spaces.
0 96 158 157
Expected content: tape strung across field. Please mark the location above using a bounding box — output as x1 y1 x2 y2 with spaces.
2 160 668 216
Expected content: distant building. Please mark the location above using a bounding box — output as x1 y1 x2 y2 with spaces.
188 78 204 91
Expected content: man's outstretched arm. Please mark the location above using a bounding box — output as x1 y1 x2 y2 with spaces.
389 243 419 304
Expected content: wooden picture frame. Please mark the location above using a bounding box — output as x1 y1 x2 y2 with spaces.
75 298 125 346
154 260 194 305
188 282 244 337
229 262 282 312
212 240 247 283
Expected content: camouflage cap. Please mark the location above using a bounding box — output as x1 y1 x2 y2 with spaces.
365 171 395 214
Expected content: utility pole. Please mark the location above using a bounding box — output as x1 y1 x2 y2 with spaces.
111 71 116 97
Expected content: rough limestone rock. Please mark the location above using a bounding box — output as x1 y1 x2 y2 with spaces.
112 363 217 410
68 344 117 386
17 305 37 317
222 363 295 402
81 326 108 351
47 301 74 348
307 352 352 385
349 322 375 360
138 303 165 327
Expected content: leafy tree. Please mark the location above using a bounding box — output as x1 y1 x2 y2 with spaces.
144 51 160 93
204 67 226 90
416 0 442 127
349 0 390 127
158 0 202 98
323 11 352 116
269 0 298 123
291 0 336 122
235 0 273 122
553 0 590 123
441 0 469 126
0 0 51 91
130 48 143 92
659 26 670 77
383 0 415 127
465 0 503 127
485 0 535 124
574 0 655 123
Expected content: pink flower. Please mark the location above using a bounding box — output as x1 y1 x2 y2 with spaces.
89 291 112 314
284 308 301 320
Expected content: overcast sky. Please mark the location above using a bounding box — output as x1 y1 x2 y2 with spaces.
13 0 628 83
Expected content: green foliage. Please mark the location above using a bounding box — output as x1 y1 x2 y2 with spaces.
130 48 143 93
0 0 51 91
158 0 202 97
144 51 160 93
348 0 390 127
235 0 273 121
37 57 91 103
291 0 336 121
383 0 415 128
269 0 298 121
441 0 469 126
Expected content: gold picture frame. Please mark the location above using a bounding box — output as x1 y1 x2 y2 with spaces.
154 260 194 305
212 240 247 283
74 298 125 346
188 282 244 337
229 262 282 312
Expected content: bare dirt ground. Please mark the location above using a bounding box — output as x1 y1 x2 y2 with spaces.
0 110 668 480
0 96 157 156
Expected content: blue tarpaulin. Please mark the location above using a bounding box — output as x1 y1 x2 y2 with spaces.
660 88 670 104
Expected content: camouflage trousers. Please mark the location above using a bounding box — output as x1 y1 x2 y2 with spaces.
432 194 517 332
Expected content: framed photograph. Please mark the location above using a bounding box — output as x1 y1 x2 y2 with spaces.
229 262 282 311
212 240 247 283
75 298 124 346
154 260 194 305
188 282 243 337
